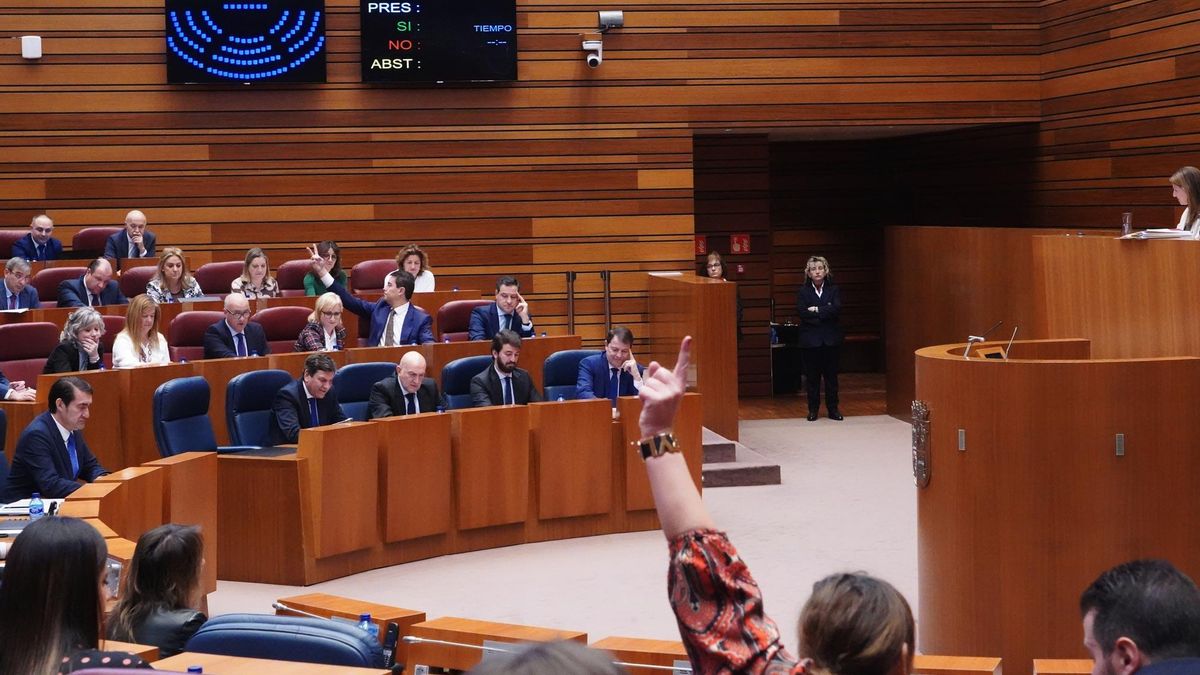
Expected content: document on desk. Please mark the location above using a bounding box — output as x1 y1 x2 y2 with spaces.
1124 229 1195 239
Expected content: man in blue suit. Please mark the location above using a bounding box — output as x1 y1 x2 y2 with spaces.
468 275 535 341
102 209 157 265
57 258 127 307
1 376 109 502
306 247 433 346
10 215 63 262
269 353 348 445
576 326 645 407
203 293 270 359
3 257 39 310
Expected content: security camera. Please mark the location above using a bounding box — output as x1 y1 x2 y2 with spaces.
582 39 603 68
598 10 624 32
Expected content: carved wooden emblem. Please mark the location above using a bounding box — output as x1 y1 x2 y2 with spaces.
912 400 931 488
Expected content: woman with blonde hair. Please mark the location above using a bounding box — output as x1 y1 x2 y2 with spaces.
1170 166 1200 235
231 247 280 299
146 247 203 303
44 307 106 373
111 294 170 367
294 291 346 352
396 244 435 292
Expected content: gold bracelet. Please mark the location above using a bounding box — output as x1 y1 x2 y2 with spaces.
633 432 678 460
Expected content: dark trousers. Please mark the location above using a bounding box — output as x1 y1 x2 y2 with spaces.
802 345 840 413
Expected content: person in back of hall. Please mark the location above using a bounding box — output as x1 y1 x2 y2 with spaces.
637 336 915 675
469 275 535 341
11 214 63 262
466 640 626 675
0 517 151 675
306 243 434 346
705 250 742 339
0 365 36 402
294 291 346 352
4 256 39 310
1080 559 1200 675
368 350 445 418
576 326 644 407
231 246 280 299
303 240 345 296
269 352 348 445
203 293 270 359
103 209 156 264
111 294 170 368
471 329 542 407
44 307 106 374
57 257 127 308
396 243 436 292
797 255 843 421
1170 166 1200 236
1 376 109 502
108 524 207 660
145 247 203 304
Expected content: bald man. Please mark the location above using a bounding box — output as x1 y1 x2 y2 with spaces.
203 294 270 359
57 258 127 307
368 350 445 418
12 215 62 261
103 209 157 263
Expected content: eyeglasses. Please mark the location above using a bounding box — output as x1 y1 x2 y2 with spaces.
321 311 342 318
225 309 251 319
706 263 722 269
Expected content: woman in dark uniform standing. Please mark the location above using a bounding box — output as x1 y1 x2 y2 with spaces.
796 255 843 421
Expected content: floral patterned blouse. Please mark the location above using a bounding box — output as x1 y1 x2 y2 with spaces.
146 277 204 304
231 275 280 299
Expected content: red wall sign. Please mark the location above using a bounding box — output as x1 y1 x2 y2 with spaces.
730 234 750 254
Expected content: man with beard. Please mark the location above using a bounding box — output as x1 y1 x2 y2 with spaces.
470 329 542 407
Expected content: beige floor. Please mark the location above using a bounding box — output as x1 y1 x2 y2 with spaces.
210 414 917 648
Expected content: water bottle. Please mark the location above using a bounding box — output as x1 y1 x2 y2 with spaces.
557 396 564 402
187 667 202 674
540 332 547 338
443 335 450 343
29 493 44 520
436 405 446 414
358 613 379 641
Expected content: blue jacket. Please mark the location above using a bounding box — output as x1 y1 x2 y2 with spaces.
2 283 40 310
327 281 433 346
269 378 348 445
57 276 127 308
103 229 157 263
203 320 270 359
576 353 643 402
1 411 107 501
11 234 63 262
468 302 534 341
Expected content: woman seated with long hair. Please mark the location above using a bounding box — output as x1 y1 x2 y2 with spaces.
294 291 346 352
0 517 151 674
146 247 203 304
396 244 435 292
44 307 106 374
231 247 280 299
108 524 207 659
303 240 345 296
111 294 170 368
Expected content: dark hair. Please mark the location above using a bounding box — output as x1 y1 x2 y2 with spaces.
798 572 914 675
304 352 337 377
705 251 725 277
317 240 342 277
1170 167 1200 229
109 524 204 645
491 328 523 353
0 517 108 675
1080 559 1200 661
48 376 93 414
606 326 634 346
87 257 109 274
386 270 416 301
395 244 431 274
495 275 520 292
466 640 626 675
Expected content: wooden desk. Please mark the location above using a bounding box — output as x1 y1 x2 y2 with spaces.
452 406 530 547
36 369 125 470
590 636 688 675
0 400 38 461
191 355 273 445
1032 659 1091 675
101 640 159 662
123 363 196 466
298 422 379 559
406 616 586 672
913 655 1003 675
145 451 220 595
376 412 452 545
154 652 389 674
96 466 164 537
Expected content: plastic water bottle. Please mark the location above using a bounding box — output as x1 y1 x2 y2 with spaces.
557 396 564 402
187 667 202 674
443 335 450 343
358 613 379 641
436 405 446 414
28 493 44 520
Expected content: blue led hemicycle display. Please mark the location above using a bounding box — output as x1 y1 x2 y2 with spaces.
166 1 326 83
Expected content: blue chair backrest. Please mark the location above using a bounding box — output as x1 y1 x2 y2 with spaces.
184 613 384 669
226 370 294 447
441 355 493 410
334 361 395 421
542 349 602 401
152 376 218 457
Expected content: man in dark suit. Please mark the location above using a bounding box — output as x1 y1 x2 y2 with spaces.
203 293 270 359
306 248 433 346
57 258 128 308
3 257 39 310
368 350 445 419
269 352 348 445
576 326 645 407
102 209 157 264
1 376 109 502
11 215 63 262
471 329 543 407
468 275 535 341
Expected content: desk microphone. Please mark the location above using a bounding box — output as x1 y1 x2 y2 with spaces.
271 601 327 621
1004 325 1019 359
964 320 1003 358
400 636 693 672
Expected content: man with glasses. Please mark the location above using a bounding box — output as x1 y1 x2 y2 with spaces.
11 215 62 262
3 257 39 310
103 209 157 264
203 294 270 359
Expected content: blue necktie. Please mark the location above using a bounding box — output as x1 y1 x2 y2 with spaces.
503 314 512 332
609 367 620 408
503 377 514 405
235 333 247 357
308 398 320 428
7 293 15 310
36 244 44 261
405 393 416 415
66 433 80 479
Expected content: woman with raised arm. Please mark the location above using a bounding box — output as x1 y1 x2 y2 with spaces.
146 247 203 304
303 240 346 296
639 337 914 675
111 294 169 368
231 247 280 299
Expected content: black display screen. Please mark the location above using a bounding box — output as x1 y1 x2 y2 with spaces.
360 1 517 84
166 1 327 83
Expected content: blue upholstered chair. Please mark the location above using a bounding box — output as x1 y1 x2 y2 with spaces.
542 349 601 401
184 613 384 669
152 376 255 456
226 369 294 447
334 361 395 421
440 355 493 410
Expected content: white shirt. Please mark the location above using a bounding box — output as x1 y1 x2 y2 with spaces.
52 414 72 445
323 329 338 352
398 375 420 413
413 270 435 293
1176 208 1197 234
111 332 170 368
383 302 411 346
496 305 532 333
